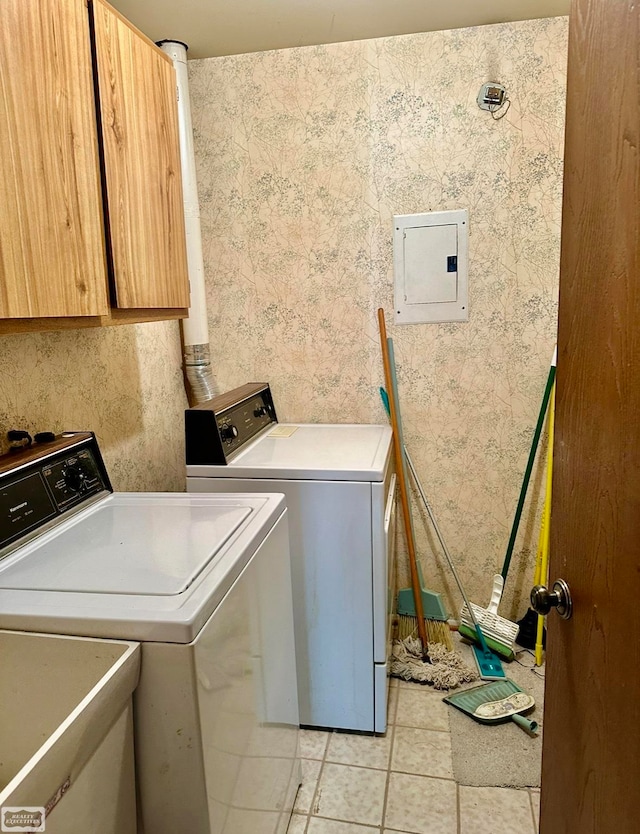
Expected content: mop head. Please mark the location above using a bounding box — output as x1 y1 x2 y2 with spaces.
391 636 480 690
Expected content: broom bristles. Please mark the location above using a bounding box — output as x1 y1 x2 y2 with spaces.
396 614 454 651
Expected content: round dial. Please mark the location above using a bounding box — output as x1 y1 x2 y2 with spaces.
220 424 239 442
62 464 86 493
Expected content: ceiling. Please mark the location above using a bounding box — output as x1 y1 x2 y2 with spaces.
109 0 570 60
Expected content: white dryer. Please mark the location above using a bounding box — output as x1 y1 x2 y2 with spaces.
0 433 300 834
186 384 397 733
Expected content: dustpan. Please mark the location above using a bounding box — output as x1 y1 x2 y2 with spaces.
443 679 538 734
397 562 449 621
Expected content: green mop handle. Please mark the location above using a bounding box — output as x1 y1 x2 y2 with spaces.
501 349 557 584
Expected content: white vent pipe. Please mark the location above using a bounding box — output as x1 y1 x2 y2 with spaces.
158 40 217 404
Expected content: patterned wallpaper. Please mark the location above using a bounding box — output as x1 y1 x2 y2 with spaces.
0 321 188 491
189 17 568 616
0 18 567 621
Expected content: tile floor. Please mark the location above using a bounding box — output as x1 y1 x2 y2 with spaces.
287 678 540 834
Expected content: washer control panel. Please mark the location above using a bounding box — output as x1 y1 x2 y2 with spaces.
43 448 106 510
185 383 278 465
0 433 111 556
216 392 275 454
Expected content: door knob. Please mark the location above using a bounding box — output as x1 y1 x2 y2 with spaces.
530 579 573 619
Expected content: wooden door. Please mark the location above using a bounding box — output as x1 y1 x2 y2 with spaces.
0 0 109 319
92 0 189 310
540 0 639 831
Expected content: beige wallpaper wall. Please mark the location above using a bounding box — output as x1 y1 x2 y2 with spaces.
189 17 569 616
0 322 188 491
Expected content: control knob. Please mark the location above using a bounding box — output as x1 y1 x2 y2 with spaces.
254 405 268 417
62 464 88 493
220 424 239 442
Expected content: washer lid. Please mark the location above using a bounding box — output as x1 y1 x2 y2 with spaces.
0 494 252 596
211 424 392 481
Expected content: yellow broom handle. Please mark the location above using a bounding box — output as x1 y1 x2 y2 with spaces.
533 509 547 588
535 382 555 666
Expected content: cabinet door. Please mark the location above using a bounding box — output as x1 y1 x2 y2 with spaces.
92 0 190 309
0 0 109 319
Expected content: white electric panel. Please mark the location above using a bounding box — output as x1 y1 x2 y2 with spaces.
393 209 468 324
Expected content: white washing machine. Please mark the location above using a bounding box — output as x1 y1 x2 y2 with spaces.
186 384 397 733
0 432 300 834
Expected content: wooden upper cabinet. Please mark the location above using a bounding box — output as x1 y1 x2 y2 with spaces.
0 0 189 333
92 0 190 310
0 0 109 319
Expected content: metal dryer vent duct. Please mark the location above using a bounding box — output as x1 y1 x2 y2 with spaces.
158 39 218 405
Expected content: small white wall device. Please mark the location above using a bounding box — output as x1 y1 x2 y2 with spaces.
477 82 510 119
477 82 507 111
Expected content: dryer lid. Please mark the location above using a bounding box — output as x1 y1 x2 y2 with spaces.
219 424 393 481
0 494 252 596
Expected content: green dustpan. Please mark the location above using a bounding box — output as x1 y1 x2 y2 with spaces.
397 561 449 621
443 679 538 734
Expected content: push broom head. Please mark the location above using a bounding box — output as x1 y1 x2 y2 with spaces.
458 622 516 661
459 576 519 660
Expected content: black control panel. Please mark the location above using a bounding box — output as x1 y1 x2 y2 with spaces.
42 447 106 510
0 433 111 556
185 383 278 465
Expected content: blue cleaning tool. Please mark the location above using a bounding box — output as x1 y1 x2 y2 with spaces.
467 614 506 680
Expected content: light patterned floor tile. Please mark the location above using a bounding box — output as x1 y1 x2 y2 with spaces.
385 772 457 834
307 819 379 833
391 725 453 779
287 812 308 833
530 789 540 829
327 730 392 770
287 673 542 834
387 684 399 725
295 759 322 813
313 763 387 826
300 728 331 760
459 786 536 834
395 686 450 731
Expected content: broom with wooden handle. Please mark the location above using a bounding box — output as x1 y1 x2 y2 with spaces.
378 308 453 653
379 387 452 650
398 420 505 679
377 308 430 657
379 386 506 673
